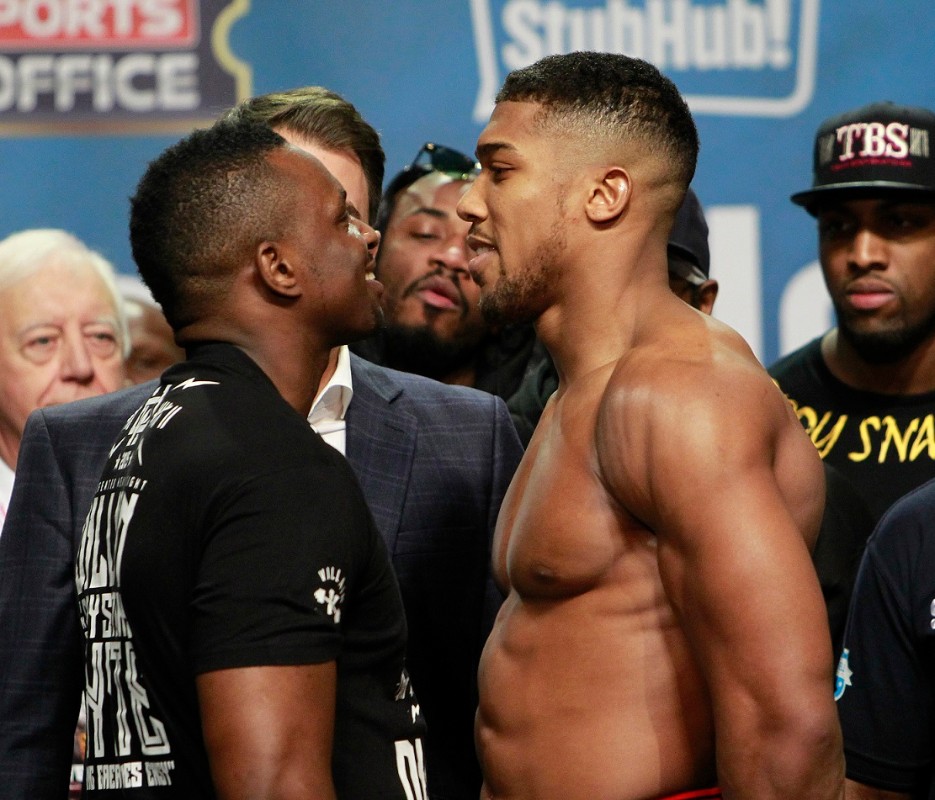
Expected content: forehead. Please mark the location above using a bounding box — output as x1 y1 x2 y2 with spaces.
0 261 116 320
816 195 935 217
392 173 473 222
477 100 552 160
277 129 369 221
272 146 345 207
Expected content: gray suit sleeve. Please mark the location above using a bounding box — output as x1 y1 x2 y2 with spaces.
0 410 84 799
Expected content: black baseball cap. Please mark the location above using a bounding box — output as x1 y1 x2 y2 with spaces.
667 187 710 283
791 101 935 213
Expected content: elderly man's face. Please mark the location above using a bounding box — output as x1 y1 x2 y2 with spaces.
0 260 125 465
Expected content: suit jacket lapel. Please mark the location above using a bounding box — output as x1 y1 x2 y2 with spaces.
345 355 416 555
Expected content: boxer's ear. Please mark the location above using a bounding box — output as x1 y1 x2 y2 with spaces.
585 167 631 224
255 241 300 298
585 166 630 224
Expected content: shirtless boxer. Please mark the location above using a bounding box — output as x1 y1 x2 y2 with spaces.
457 52 844 800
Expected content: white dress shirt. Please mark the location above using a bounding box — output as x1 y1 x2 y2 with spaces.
0 456 14 536
307 345 354 455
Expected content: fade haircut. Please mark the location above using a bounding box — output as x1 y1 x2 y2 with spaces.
129 119 287 330
497 52 699 197
223 86 384 223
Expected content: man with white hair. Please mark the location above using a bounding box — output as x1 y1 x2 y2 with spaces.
0 229 126 527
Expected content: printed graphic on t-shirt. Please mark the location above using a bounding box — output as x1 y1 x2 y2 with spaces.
75 380 215 791
314 566 346 623
834 648 853 701
395 738 428 800
394 669 428 798
787 399 935 463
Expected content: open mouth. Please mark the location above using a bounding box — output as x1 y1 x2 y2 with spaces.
465 233 496 258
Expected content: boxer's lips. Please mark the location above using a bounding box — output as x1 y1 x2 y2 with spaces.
465 234 497 283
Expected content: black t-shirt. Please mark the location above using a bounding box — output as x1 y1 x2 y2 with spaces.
769 338 935 522
836 478 935 798
506 351 557 447
75 343 427 798
817 462 875 659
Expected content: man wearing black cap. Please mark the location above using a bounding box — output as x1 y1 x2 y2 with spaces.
770 101 935 525
663 187 720 314
780 103 935 800
351 144 540 399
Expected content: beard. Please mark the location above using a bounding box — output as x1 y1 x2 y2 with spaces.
381 323 486 381
480 219 565 327
837 304 935 364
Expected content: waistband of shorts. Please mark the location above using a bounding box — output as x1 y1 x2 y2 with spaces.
657 789 722 800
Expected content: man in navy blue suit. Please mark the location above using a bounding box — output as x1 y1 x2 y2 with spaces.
0 87 522 800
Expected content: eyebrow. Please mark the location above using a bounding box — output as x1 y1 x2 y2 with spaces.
878 199 935 212
17 317 119 335
475 141 517 161
819 200 935 220
406 207 449 220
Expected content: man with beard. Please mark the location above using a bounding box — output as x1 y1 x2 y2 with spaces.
770 102 935 524
352 144 540 398
457 52 842 800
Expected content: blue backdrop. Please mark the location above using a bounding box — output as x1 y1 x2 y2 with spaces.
1 0 932 365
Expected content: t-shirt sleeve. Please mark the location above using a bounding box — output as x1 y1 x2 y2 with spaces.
189 460 375 674
836 501 935 793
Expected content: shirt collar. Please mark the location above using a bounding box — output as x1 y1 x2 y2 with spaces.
308 344 354 425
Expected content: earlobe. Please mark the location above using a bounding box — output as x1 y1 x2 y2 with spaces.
586 167 630 224
256 242 301 298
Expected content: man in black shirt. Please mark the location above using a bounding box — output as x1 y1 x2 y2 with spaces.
770 102 935 524
835 477 935 799
75 119 427 797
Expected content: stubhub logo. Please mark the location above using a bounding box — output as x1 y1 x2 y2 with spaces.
469 0 820 121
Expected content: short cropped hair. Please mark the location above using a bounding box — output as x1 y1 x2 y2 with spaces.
0 228 129 355
129 120 288 330
497 52 699 194
224 86 384 223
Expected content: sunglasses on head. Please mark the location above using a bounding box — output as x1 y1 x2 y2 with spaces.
407 142 480 180
377 143 481 230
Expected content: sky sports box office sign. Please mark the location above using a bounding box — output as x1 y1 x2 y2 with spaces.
1 0 921 364
0 0 818 130
0 0 250 133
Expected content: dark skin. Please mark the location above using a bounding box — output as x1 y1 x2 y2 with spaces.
458 99 842 800
816 197 935 394
199 664 337 800
180 144 380 799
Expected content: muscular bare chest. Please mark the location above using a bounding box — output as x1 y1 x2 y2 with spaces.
494 396 652 601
